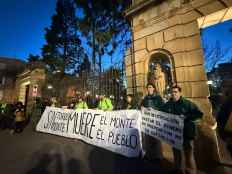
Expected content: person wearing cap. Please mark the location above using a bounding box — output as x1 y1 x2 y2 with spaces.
75 96 88 110
140 83 164 163
163 85 203 174
97 95 113 111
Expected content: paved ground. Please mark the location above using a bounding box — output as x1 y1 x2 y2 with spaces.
0 123 172 174
0 123 232 174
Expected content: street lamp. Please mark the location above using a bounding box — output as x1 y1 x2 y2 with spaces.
47 85 53 89
207 80 213 85
85 91 90 96
52 69 61 74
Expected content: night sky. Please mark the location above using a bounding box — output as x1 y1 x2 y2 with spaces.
0 0 232 68
0 0 56 60
201 19 232 62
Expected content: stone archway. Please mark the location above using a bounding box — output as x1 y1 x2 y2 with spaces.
124 0 232 171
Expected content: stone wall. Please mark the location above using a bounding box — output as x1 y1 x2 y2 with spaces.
126 0 232 118
15 68 46 116
1 75 17 102
125 0 232 169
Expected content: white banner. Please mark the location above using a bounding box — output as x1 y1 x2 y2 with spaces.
141 108 184 150
36 107 141 157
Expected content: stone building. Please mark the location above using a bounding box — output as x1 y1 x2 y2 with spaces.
0 57 47 114
15 68 46 114
0 57 25 102
125 0 232 170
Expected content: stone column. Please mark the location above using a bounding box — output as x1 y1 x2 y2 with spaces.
125 0 220 169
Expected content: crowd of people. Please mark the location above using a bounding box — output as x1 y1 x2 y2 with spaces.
1 82 232 174
0 101 27 134
45 94 134 111
0 84 203 174
39 83 203 174
0 93 137 133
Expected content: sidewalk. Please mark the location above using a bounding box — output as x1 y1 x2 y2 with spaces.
0 124 163 174
0 123 231 174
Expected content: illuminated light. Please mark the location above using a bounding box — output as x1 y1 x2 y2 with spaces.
52 69 61 74
47 85 53 89
207 80 213 85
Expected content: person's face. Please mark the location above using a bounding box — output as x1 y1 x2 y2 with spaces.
127 96 132 104
171 88 181 101
147 85 154 95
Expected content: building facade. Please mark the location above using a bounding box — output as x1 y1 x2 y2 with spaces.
125 0 232 169
0 57 25 102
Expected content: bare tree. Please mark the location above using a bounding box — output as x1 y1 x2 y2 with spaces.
203 40 231 72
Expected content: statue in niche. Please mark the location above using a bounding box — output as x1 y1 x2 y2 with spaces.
148 63 166 97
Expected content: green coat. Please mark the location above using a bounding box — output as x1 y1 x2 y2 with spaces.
97 98 113 111
141 94 164 110
163 97 203 141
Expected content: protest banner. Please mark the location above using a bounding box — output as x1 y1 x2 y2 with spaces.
36 107 141 157
141 108 184 150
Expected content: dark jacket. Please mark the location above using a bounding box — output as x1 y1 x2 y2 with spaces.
126 100 139 110
217 97 232 138
163 97 203 142
141 94 164 110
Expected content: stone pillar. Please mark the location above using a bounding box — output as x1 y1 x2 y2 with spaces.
167 15 219 168
125 0 221 170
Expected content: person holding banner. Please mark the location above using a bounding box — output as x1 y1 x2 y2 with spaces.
75 96 88 109
163 85 203 174
97 95 113 111
125 94 138 109
140 83 164 163
50 97 60 107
